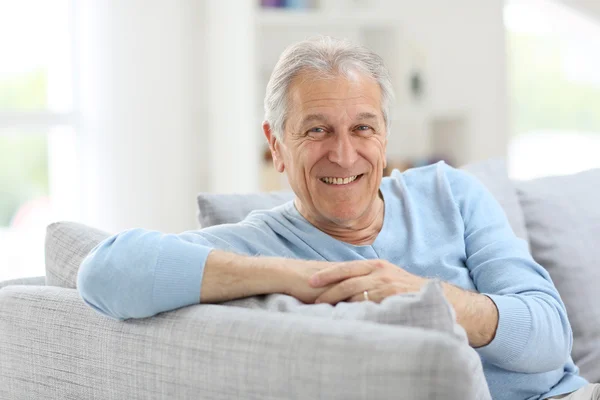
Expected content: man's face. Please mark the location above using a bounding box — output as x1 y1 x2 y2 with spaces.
264 71 388 228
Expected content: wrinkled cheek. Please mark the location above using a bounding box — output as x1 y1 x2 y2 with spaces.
298 169 315 201
379 147 387 166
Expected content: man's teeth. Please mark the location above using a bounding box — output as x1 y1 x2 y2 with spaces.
320 175 359 185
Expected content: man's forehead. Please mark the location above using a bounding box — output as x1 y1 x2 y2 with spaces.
288 71 383 119
290 70 378 96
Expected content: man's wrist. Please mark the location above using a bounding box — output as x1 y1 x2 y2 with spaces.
201 251 292 302
251 256 297 296
441 282 499 348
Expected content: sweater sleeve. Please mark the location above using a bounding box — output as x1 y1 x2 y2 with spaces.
444 164 572 374
77 229 224 321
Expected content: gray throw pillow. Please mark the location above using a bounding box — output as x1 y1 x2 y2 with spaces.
0 276 45 289
225 280 468 341
516 168 600 383
223 281 488 397
45 222 110 288
197 191 295 228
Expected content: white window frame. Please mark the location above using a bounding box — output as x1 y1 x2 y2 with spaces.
0 0 79 281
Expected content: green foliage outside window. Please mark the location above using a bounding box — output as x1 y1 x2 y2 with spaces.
508 32 600 136
0 69 49 227
0 134 48 227
0 68 48 110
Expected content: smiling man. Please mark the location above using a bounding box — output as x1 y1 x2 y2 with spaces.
77 37 596 400
269 69 388 245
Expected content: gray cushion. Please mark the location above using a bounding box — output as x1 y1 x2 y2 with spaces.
226 280 468 340
0 276 45 289
45 222 110 289
516 168 600 383
459 158 529 243
0 285 491 399
197 191 295 227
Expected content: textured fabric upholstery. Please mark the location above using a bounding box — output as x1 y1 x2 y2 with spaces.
45 221 110 288
197 191 295 227
516 168 600 383
0 276 45 289
0 285 490 400
225 281 467 340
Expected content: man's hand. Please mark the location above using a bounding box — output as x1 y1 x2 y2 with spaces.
308 259 428 304
307 259 498 348
282 260 339 304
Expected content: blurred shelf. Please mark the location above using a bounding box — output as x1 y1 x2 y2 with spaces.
256 9 400 29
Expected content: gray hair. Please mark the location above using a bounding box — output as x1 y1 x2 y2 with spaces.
264 36 395 140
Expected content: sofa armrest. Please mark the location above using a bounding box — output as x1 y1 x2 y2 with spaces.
0 276 45 289
0 286 490 400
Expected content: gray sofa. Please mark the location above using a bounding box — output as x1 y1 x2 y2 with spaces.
1 159 598 399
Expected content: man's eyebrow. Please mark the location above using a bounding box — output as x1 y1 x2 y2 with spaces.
355 112 378 121
301 112 379 125
300 114 329 126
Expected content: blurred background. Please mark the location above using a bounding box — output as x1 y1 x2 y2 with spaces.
1 0 599 281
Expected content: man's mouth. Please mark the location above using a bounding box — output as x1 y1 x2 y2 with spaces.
319 174 363 185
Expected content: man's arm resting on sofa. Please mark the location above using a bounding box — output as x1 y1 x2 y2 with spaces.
200 250 329 304
77 229 329 320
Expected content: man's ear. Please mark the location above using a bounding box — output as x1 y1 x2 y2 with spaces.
262 121 285 173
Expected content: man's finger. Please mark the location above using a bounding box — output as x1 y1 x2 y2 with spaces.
309 261 374 287
314 276 371 304
348 288 383 303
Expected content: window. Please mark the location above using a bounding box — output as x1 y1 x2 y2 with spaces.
0 1 78 281
505 0 600 180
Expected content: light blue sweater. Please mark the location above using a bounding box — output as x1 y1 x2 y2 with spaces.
78 161 587 400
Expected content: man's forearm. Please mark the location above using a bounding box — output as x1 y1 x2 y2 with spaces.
441 282 499 348
199 250 293 303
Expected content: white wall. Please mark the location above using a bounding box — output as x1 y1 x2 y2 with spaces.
251 0 508 168
563 0 600 22
75 0 207 233
206 0 260 194
389 0 508 163
73 0 508 233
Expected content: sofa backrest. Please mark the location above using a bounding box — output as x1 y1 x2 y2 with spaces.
514 168 600 383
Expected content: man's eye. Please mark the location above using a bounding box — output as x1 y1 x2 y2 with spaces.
306 127 328 137
355 125 374 134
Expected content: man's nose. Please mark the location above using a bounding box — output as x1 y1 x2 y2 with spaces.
327 132 359 169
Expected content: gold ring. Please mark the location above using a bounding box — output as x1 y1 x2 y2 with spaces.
363 290 369 301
